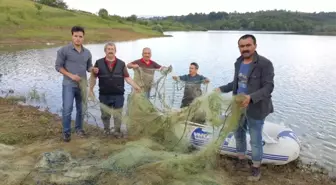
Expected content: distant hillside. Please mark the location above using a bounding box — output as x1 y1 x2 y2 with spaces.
157 10 336 35
0 0 165 48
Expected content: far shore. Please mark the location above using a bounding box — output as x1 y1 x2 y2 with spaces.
2 28 335 53
0 28 171 52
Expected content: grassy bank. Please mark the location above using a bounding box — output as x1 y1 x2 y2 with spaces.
0 0 165 50
0 96 335 185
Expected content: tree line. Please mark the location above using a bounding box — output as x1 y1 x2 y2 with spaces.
156 10 336 34
29 1 336 35
33 0 68 9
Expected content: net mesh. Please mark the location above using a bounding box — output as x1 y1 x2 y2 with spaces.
1 66 247 185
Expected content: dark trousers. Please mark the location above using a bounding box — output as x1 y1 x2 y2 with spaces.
180 97 206 123
180 98 194 108
99 94 124 133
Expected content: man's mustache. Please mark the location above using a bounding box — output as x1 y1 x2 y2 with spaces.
242 50 249 54
108 52 114 54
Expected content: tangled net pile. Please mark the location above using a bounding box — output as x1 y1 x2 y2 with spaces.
19 67 248 185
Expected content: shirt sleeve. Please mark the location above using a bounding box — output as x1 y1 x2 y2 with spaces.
55 48 65 72
152 61 162 69
179 75 188 81
199 75 207 81
123 66 130 78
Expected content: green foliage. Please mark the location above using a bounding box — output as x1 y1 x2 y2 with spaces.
34 0 67 9
0 133 22 145
27 87 46 103
98 8 108 19
152 24 163 33
34 3 43 15
158 10 336 34
127 14 138 26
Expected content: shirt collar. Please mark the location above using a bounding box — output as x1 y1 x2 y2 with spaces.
236 51 259 64
105 56 117 63
70 43 84 52
141 58 152 65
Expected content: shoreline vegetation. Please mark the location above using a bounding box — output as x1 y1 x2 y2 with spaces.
1 1 336 52
0 93 336 185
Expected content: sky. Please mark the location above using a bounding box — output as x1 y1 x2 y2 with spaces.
64 0 335 17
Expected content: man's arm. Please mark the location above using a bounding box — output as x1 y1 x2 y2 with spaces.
123 66 140 90
249 61 274 104
55 48 65 73
179 75 188 81
153 61 162 70
55 48 76 80
87 52 93 73
125 77 140 90
200 75 210 84
152 60 168 71
126 62 133 69
127 61 138 69
172 75 186 81
216 82 234 93
55 48 69 76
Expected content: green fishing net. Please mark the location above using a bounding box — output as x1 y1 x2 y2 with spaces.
1 67 247 185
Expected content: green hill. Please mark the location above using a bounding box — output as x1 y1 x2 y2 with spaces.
0 0 164 49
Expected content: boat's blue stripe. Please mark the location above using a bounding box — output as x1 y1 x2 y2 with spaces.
190 139 289 161
191 139 289 158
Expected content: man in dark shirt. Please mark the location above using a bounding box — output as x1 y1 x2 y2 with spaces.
89 42 140 138
173 62 210 108
127 47 167 99
55 26 98 142
215 34 275 181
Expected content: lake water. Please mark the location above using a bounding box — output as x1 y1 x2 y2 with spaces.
0 31 335 171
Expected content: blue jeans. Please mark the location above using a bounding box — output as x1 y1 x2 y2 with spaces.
99 95 124 132
62 85 85 135
235 115 264 165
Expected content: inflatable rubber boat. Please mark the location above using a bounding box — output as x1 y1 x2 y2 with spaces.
183 121 301 165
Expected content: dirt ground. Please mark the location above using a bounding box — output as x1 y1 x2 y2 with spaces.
0 97 335 185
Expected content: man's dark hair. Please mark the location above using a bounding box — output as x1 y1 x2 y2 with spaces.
71 26 85 35
190 62 199 69
238 34 256 45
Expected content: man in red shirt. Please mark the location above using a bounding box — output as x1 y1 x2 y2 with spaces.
127 47 167 99
89 42 140 138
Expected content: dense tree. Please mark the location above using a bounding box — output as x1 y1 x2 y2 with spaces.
98 8 108 19
34 0 67 9
126 15 137 22
126 14 137 26
154 10 336 34
34 3 43 15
